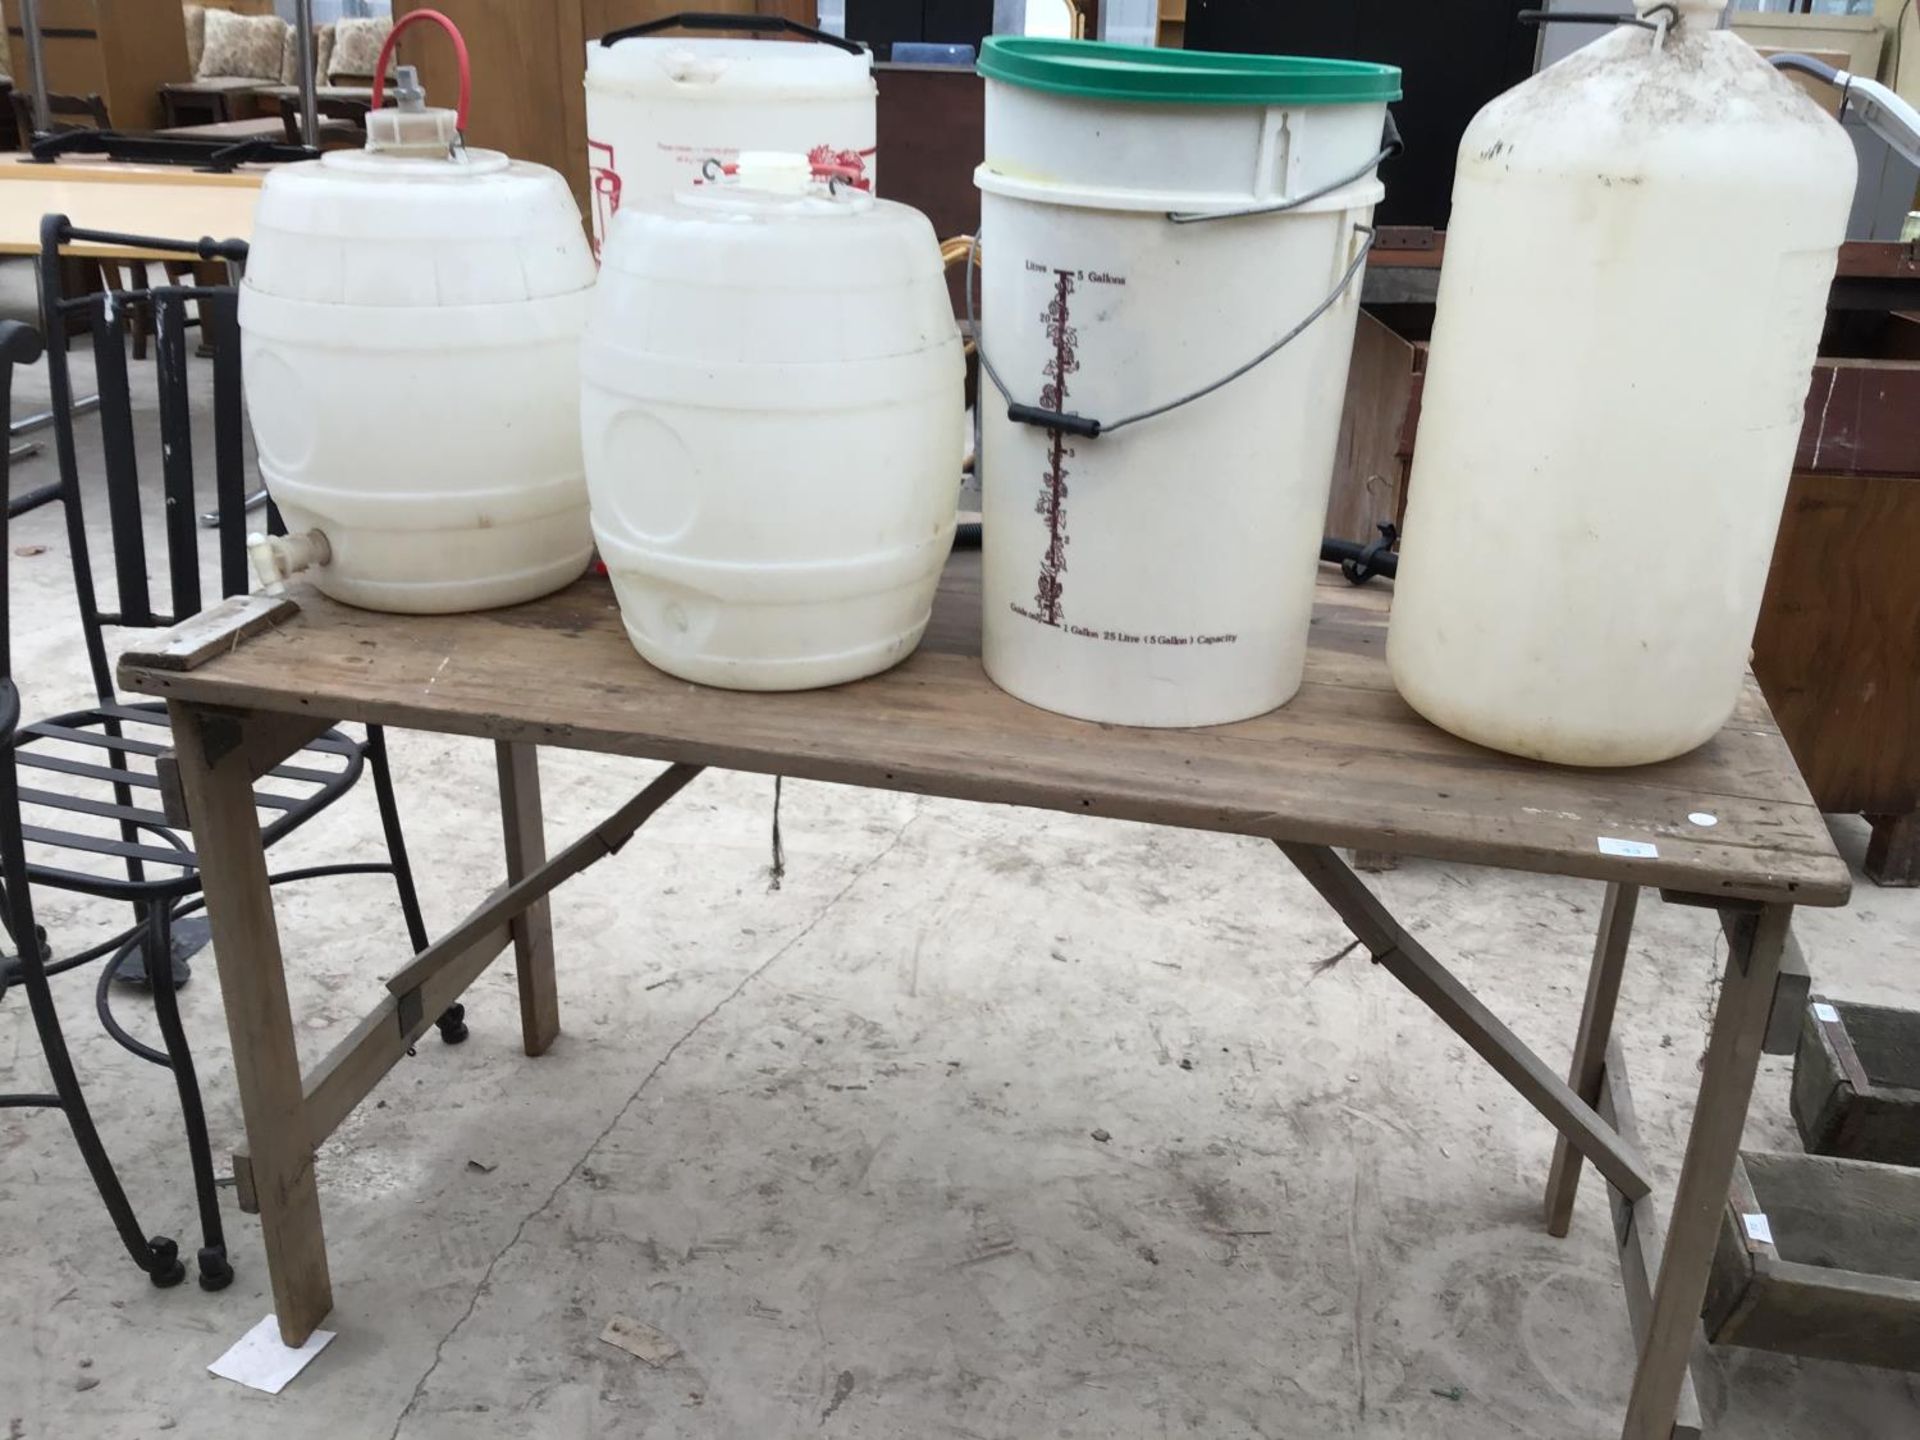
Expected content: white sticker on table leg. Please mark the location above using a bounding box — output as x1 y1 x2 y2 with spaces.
1597 837 1659 859
1742 1212 1775 1246
1812 1002 1840 1024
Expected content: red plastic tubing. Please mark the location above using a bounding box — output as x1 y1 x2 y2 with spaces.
370 9 472 132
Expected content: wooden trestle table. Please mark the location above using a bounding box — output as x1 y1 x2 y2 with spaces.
117 553 1848 1440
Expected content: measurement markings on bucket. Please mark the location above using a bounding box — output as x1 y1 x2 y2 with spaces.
1030 266 1079 629
1006 606 1239 649
1024 259 1126 287
1018 258 1216 650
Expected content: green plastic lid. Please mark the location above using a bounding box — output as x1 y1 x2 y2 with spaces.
977 36 1401 107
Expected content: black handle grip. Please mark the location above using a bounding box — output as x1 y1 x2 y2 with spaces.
1516 8 1663 30
599 12 866 55
1007 403 1103 439
0 319 43 369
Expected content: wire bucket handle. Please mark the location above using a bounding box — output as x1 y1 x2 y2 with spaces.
598 12 868 56
969 225 1377 439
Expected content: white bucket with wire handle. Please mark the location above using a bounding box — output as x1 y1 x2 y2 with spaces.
974 38 1399 727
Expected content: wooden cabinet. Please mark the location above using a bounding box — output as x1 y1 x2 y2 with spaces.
1752 340 1920 886
3 0 191 130
394 0 810 216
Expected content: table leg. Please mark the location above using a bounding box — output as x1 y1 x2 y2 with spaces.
1544 882 1640 1236
497 741 559 1056
1864 811 1920 887
168 702 332 1344
1621 903 1792 1440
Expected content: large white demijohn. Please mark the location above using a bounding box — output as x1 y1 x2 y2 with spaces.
1386 0 1858 765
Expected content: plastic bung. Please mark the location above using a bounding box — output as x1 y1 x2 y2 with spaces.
1386 0 1858 765
973 38 1401 727
584 19 876 252
239 14 597 614
581 154 963 690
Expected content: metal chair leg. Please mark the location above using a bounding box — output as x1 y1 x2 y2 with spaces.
139 903 233 1290
2 842 184 1286
366 723 467 1045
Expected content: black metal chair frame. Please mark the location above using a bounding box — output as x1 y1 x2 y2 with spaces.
0 317 198 1287
0 216 462 1294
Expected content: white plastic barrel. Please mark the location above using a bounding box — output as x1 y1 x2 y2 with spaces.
242 36 597 615
584 17 876 251
1386 0 1857 766
975 38 1400 727
581 152 963 690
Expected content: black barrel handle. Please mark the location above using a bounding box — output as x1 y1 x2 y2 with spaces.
599 12 867 55
1007 403 1103 439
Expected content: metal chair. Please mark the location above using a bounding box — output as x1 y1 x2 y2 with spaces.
0 318 199 1287
2 216 463 1292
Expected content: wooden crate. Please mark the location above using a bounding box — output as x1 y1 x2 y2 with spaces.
1703 1150 1920 1372
1792 996 1920 1168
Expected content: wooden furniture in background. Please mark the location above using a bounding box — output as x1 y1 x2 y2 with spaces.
275 92 367 147
874 59 982 314
1158 0 1183 48
394 0 805 216
3 0 190 131
1751 305 1920 886
159 77 268 128
1752 479 1920 882
8 86 106 137
1324 312 1417 546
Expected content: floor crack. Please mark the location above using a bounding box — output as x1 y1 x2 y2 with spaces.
383 798 924 1439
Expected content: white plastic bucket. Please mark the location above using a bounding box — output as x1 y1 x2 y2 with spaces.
584 16 876 252
974 38 1397 727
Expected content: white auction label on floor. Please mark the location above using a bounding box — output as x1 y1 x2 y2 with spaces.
209 1315 336 1394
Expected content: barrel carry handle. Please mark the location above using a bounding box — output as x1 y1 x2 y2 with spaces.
599 12 868 57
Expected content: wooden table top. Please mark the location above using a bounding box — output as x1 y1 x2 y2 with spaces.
119 554 1850 907
0 154 262 258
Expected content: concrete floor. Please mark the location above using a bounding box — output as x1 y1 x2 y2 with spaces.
2 257 1918 1439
